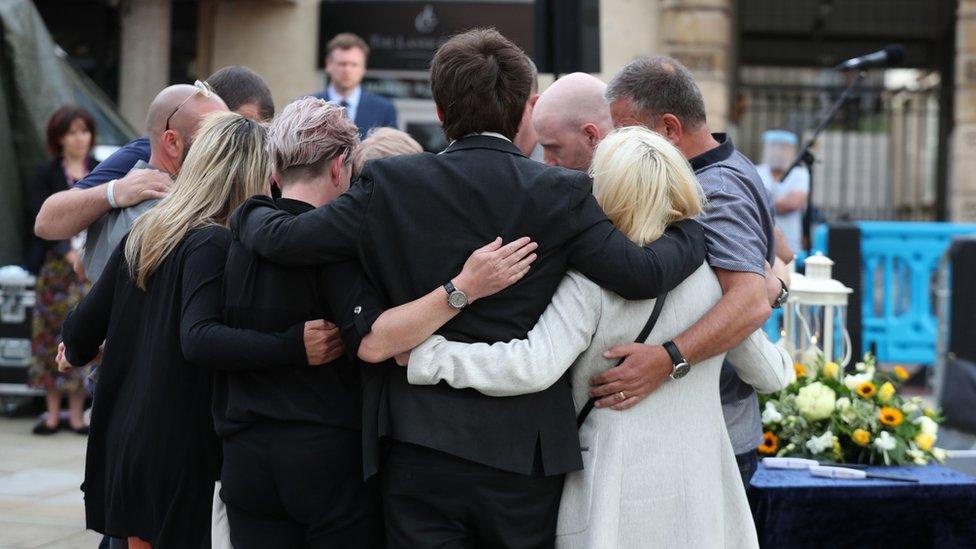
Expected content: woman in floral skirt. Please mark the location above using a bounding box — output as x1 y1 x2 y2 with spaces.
25 105 99 435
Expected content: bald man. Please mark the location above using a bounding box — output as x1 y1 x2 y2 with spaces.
33 67 272 244
534 72 614 172
80 84 227 281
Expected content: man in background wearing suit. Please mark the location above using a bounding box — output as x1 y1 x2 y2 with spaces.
313 33 398 139
235 29 705 548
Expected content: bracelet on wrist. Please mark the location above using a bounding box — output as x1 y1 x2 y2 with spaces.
106 179 119 209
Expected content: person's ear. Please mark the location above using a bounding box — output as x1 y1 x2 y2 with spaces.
582 123 601 147
330 156 343 186
529 93 540 109
435 105 445 124
660 114 683 144
162 130 183 163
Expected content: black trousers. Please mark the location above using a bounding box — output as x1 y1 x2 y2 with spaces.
381 441 565 549
220 422 384 549
736 449 759 490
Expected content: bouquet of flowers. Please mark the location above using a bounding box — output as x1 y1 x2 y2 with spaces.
758 351 946 465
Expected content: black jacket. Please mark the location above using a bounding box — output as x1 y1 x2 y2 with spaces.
215 198 383 439
23 157 98 273
232 135 706 476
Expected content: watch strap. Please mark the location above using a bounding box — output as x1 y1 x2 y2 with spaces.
662 340 685 366
444 281 457 295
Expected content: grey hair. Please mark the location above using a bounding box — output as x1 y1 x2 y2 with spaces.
267 96 360 182
605 56 707 129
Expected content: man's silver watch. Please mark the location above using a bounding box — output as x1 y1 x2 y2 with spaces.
772 277 789 309
444 281 468 310
663 341 690 380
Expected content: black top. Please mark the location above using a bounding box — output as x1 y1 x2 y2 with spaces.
232 134 707 476
214 197 383 438
23 157 98 273
61 226 306 548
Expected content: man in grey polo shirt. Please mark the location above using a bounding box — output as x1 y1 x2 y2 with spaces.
83 84 227 281
588 56 788 487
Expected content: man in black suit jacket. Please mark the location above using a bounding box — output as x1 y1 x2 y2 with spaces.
233 29 706 548
312 32 397 139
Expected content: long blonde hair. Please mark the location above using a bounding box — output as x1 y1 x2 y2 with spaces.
125 112 269 289
589 126 705 245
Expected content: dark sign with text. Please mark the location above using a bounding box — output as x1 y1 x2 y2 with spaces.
318 1 535 71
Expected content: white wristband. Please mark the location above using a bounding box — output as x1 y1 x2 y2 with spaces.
106 179 119 209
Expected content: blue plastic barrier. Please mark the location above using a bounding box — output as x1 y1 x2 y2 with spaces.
811 222 976 365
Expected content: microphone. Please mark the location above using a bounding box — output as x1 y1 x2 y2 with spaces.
834 44 905 71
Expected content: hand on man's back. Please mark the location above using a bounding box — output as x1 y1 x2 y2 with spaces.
114 169 173 208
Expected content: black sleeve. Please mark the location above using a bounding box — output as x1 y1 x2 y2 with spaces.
230 175 372 266
62 239 123 366
179 231 309 370
26 165 71 256
566 182 707 300
319 261 387 361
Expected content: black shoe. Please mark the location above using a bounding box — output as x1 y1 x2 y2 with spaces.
71 424 90 435
32 421 60 435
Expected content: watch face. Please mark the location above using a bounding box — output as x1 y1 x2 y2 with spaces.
448 290 468 309
671 362 691 379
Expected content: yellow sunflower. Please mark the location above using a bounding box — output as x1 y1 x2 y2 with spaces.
794 363 807 379
879 406 904 427
856 381 877 399
852 428 871 446
893 365 910 381
758 431 779 456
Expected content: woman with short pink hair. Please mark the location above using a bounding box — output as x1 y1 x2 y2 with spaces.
218 97 536 549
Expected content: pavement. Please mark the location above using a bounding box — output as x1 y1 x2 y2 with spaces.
0 417 101 548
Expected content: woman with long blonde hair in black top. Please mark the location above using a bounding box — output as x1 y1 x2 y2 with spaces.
60 112 329 549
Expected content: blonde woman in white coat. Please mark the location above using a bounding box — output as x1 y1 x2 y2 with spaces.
404 127 793 549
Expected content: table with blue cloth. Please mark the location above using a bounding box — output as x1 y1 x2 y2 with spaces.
749 462 976 548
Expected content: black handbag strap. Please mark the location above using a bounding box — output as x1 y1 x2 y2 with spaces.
576 292 668 428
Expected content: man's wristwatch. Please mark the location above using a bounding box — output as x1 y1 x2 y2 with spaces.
444 281 468 310
772 277 789 309
663 341 691 380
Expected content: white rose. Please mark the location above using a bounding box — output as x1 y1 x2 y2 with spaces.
762 401 783 425
932 447 948 462
915 416 939 436
902 401 919 414
835 397 851 411
855 361 867 372
874 431 897 452
805 430 834 455
796 382 837 420
844 372 873 391
907 448 927 465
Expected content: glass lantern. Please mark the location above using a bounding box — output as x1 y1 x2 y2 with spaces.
784 253 854 368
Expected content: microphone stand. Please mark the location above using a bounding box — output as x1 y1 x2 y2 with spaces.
781 70 866 253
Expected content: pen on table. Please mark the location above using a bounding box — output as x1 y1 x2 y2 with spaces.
809 465 919 483
762 457 868 470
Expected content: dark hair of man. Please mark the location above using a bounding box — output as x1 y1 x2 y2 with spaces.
605 55 707 130
46 104 97 157
326 32 370 57
206 66 275 121
430 28 534 141
528 58 539 95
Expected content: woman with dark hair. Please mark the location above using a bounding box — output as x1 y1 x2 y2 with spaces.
25 104 98 435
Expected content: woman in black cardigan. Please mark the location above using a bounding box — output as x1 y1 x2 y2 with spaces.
24 104 99 435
